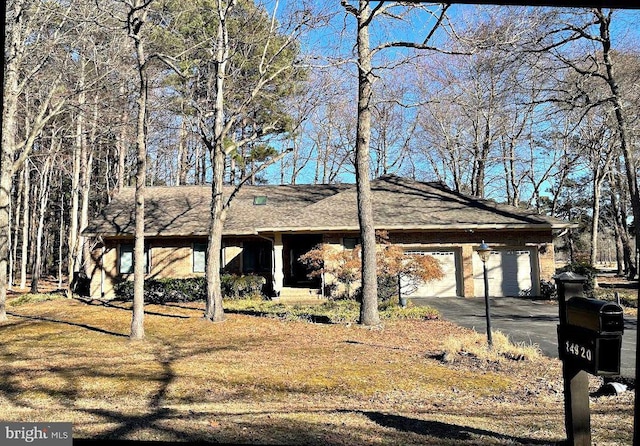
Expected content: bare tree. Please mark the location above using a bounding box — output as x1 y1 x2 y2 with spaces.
67 61 87 296
308 70 357 184
18 162 31 290
278 72 330 185
576 116 618 267
341 0 451 325
31 134 59 292
527 8 640 434
124 0 152 340
370 71 418 178
341 0 380 326
607 165 635 277
1 0 70 321
202 0 235 323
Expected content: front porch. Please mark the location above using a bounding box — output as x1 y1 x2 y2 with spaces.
227 233 326 301
271 233 323 298
278 286 323 303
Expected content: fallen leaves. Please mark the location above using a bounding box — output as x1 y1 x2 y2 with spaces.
0 296 633 445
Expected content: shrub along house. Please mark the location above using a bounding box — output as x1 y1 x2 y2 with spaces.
83 175 572 301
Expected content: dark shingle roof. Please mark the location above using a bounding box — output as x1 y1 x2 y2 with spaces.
83 183 350 237
83 176 571 237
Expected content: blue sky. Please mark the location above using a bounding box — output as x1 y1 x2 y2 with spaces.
259 2 640 197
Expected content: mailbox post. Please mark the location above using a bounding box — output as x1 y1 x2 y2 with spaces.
556 272 591 446
555 272 625 446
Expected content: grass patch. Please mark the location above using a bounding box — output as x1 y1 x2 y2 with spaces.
0 297 631 445
224 298 439 324
8 293 65 307
379 302 439 320
441 330 542 364
595 288 638 309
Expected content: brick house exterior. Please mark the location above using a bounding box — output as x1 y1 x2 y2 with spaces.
83 175 572 300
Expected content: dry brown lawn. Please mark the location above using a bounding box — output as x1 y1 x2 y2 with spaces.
0 295 634 445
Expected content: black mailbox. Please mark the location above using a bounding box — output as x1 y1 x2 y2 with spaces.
566 297 624 335
559 297 624 376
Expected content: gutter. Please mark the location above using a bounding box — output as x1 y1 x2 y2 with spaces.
85 221 576 239
254 223 574 234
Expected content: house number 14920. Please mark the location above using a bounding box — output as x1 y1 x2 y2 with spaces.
565 341 592 361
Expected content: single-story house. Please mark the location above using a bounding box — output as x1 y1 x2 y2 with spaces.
82 175 573 300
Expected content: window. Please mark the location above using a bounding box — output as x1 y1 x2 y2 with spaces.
242 240 272 273
119 244 149 274
253 195 267 205
119 244 133 274
342 237 361 250
193 242 207 273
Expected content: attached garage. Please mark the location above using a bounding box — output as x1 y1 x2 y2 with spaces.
473 248 538 297
403 249 461 297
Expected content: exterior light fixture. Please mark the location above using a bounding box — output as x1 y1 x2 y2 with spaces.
476 240 493 348
477 240 491 263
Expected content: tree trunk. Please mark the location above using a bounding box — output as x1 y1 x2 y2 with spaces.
8 181 15 292
79 98 98 277
473 122 491 198
204 1 234 323
589 157 605 268
609 177 632 276
597 10 640 278
204 148 226 322
67 74 84 296
19 164 30 289
130 0 150 340
31 151 54 293
592 11 640 442
58 190 65 289
590 181 601 268
117 84 128 192
354 0 380 326
200 149 207 184
612 212 624 276
0 0 25 322
178 114 189 185
10 168 23 291
614 168 635 277
0 149 13 321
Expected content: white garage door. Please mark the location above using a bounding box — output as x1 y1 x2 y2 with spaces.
473 249 535 297
403 250 459 297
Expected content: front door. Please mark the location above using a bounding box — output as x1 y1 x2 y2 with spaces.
283 234 323 287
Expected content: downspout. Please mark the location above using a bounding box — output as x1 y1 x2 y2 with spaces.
100 245 105 298
95 235 105 299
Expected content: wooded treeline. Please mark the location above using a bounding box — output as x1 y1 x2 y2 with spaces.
1 1 639 303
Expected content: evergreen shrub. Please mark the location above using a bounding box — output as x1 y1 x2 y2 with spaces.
557 261 598 298
114 274 266 303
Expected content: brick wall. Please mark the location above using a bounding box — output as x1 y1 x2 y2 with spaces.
315 229 556 298
89 241 118 299
88 229 557 299
90 237 207 299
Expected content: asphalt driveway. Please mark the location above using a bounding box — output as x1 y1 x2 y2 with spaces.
412 296 637 379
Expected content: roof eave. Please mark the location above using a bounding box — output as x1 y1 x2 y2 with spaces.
255 223 570 233
85 221 576 238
